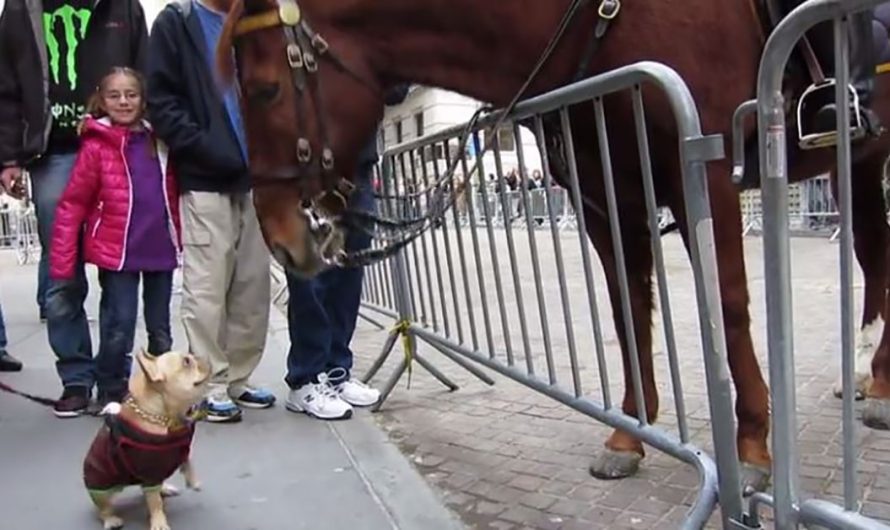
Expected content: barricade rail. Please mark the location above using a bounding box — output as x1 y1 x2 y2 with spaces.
748 0 890 527
0 203 40 266
359 62 746 529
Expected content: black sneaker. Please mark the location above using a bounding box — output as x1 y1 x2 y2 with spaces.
54 386 90 418
0 351 22 372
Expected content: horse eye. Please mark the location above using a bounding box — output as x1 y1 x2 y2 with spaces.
246 82 280 104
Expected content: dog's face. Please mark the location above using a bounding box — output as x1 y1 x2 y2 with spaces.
133 350 211 415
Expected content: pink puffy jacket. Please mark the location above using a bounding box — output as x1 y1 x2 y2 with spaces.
50 117 181 280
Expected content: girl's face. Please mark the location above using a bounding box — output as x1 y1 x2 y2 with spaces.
101 73 144 127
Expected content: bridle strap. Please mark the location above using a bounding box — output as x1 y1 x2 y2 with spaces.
229 0 609 268
234 2 302 37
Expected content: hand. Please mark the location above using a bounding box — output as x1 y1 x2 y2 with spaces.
0 166 26 200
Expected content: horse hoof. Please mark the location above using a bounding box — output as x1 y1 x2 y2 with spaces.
589 448 642 480
862 398 890 430
740 463 771 495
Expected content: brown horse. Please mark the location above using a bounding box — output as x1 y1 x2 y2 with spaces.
216 0 890 489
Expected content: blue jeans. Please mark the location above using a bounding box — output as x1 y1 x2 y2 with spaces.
31 153 95 389
285 168 374 389
31 153 77 316
96 270 174 396
0 300 7 351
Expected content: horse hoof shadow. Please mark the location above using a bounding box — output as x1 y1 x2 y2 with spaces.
862 398 890 430
589 448 642 480
740 463 771 496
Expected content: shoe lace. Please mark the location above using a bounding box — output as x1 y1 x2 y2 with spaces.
315 373 343 401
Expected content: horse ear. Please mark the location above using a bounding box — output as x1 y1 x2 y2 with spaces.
135 348 165 383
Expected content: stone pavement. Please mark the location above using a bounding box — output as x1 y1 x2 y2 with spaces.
300 231 890 530
0 252 463 530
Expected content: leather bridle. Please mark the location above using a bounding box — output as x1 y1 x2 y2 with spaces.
231 0 381 207
227 0 618 268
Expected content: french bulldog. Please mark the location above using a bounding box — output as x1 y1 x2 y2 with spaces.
82 349 211 530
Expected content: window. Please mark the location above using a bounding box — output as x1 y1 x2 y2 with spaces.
414 111 424 138
395 120 403 144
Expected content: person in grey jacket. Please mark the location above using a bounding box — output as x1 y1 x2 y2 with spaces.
0 0 147 416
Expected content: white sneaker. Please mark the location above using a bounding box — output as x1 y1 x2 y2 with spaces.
285 373 353 420
336 378 381 407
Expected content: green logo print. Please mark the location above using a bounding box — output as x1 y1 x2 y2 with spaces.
43 5 91 90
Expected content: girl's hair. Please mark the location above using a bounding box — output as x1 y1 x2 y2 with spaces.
78 67 146 134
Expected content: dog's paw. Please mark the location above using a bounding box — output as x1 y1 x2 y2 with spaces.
102 515 124 529
150 522 171 530
160 483 180 498
186 479 202 491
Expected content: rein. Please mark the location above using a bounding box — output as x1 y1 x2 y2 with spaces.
231 0 620 268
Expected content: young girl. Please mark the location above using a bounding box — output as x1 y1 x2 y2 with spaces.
49 67 181 412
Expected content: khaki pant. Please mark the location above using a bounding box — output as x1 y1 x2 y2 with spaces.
179 191 270 398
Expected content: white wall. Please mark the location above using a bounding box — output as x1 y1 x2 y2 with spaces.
141 0 169 28
382 87 543 186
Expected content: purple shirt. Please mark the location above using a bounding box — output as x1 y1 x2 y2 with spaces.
122 130 177 272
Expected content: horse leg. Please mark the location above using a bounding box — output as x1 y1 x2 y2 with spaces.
863 285 890 429
582 203 659 480
830 154 889 400
666 162 772 492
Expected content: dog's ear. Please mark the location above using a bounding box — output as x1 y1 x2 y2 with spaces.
135 348 165 383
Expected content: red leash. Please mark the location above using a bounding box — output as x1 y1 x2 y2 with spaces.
0 379 58 407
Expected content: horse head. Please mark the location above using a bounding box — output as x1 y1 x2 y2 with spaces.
218 0 386 277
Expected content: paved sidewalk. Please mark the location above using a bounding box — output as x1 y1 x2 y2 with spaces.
336 234 890 530
0 252 463 530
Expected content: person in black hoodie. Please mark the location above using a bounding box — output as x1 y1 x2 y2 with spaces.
0 0 147 416
146 0 275 424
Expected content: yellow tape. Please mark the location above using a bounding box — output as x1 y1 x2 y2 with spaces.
393 320 415 389
877 62 890 75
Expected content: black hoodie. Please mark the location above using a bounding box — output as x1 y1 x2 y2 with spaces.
0 0 147 165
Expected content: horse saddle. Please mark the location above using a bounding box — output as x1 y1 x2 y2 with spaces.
736 4 890 189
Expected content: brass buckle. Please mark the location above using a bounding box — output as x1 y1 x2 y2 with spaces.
287 43 304 68
321 148 335 171
311 34 330 55
278 2 302 26
598 0 620 20
303 51 318 72
297 138 312 163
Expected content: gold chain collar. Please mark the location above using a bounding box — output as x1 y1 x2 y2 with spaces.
123 395 205 430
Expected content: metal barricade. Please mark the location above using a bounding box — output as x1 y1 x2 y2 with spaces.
362 62 746 529
749 0 890 527
0 201 40 266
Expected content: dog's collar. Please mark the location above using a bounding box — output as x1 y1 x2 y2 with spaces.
123 395 206 430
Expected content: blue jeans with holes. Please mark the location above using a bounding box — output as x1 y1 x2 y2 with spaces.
285 166 374 389
96 270 174 396
31 153 95 389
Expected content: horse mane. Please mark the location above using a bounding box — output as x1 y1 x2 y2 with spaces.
216 0 245 89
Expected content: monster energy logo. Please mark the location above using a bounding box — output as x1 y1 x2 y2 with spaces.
43 5 91 90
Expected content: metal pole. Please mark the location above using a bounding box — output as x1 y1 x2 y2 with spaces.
833 14 858 513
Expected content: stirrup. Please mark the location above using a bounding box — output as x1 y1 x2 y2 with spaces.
796 79 867 150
